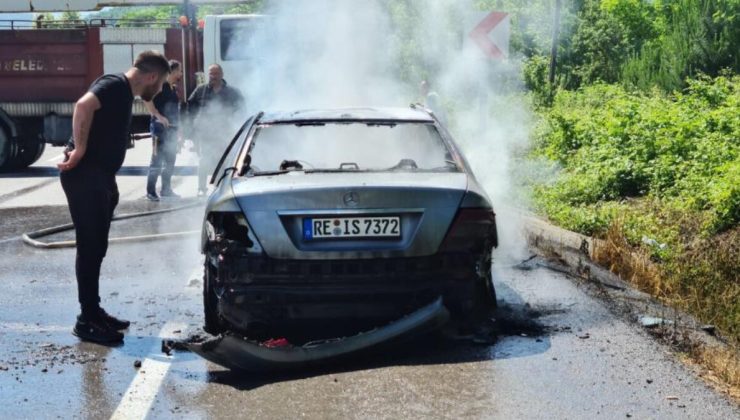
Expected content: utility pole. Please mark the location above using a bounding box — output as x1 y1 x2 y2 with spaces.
549 0 562 85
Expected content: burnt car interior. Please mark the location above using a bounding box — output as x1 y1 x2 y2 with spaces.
240 120 460 176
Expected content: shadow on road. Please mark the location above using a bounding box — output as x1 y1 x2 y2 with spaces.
168 281 563 392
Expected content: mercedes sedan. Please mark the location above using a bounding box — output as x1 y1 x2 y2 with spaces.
200 106 498 348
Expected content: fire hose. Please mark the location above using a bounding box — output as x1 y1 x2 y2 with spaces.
23 130 202 249
22 202 203 249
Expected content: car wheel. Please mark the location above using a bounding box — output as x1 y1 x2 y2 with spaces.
203 260 224 335
481 271 497 308
474 270 497 315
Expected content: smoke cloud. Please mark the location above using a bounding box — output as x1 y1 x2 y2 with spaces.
220 0 532 262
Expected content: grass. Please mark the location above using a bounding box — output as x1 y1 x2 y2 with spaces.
527 74 739 397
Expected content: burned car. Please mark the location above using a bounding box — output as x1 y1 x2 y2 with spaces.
197 106 497 366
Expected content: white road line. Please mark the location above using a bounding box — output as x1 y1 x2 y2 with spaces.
0 322 71 332
109 260 203 420
109 322 187 420
46 153 65 163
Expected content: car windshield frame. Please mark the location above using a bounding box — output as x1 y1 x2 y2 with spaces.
236 119 463 177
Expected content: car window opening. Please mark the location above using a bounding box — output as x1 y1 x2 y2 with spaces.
245 121 457 175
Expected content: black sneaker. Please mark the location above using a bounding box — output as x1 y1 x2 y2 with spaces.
73 315 123 344
146 193 160 201
98 307 131 330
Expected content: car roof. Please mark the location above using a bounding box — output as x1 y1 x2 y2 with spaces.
258 107 435 124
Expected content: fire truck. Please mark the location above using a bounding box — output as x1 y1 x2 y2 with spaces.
0 0 250 170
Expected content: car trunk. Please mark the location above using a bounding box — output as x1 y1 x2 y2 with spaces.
231 172 467 259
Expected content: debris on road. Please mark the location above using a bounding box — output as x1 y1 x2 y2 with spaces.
639 316 674 328
133 360 142 369
700 325 716 336
180 298 449 372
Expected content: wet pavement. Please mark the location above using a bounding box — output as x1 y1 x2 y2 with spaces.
0 147 738 419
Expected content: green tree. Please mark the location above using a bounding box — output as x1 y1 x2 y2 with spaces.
61 11 82 22
623 0 740 91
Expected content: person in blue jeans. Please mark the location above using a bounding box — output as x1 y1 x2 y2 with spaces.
145 60 182 201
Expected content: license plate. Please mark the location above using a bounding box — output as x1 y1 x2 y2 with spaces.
303 216 401 239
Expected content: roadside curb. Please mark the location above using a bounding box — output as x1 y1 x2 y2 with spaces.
521 213 716 338
520 214 738 399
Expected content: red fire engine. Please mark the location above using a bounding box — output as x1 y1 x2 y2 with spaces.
0 1 239 170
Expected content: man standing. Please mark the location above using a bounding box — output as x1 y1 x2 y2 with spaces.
58 51 170 344
187 64 244 196
144 60 183 201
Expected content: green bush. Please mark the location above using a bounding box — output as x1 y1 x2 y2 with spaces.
532 75 740 237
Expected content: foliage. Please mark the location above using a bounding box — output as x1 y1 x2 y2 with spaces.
476 0 739 92
196 2 264 19
530 75 739 346
86 3 263 26
622 0 740 91
532 75 739 238
34 11 83 28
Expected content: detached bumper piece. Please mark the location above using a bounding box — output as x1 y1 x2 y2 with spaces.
187 297 449 372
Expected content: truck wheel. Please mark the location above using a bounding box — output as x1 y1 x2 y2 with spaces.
203 260 224 335
0 126 12 169
13 139 45 169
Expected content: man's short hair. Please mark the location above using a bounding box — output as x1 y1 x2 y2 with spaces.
168 60 181 71
134 51 170 76
208 63 223 72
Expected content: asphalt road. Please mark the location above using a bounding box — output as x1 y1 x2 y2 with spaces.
0 144 737 419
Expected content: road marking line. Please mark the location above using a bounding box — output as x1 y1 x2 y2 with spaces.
109 322 187 420
110 258 203 420
0 322 71 332
46 153 65 162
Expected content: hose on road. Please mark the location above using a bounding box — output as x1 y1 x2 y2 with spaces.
22 201 203 249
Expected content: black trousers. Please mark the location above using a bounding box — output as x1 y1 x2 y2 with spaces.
60 168 119 317
146 129 178 195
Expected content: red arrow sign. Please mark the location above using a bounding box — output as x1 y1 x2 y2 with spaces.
468 12 508 59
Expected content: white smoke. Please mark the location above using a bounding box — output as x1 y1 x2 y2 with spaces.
230 0 405 110
224 0 533 262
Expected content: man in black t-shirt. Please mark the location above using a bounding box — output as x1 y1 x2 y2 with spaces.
144 59 183 200
58 50 170 344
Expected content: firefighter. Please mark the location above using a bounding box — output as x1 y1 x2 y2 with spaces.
144 59 183 201
187 64 244 196
58 50 170 344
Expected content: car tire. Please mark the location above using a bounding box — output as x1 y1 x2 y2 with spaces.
203 260 224 335
473 270 497 315
481 271 497 309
